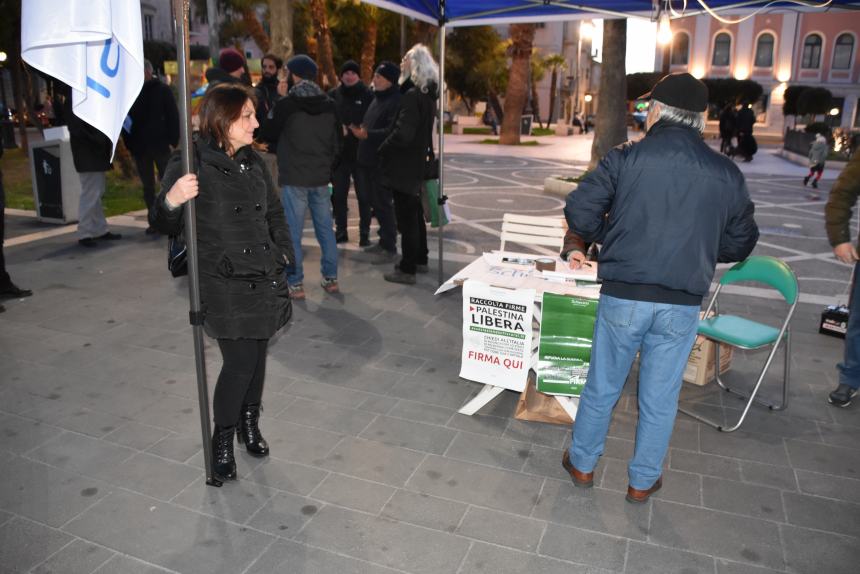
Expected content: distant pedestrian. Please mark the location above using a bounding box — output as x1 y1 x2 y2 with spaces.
735 103 757 162
482 105 498 135
329 60 372 245
378 45 438 285
65 97 122 247
123 60 179 233
350 61 401 262
260 54 342 300
0 144 33 312
718 104 736 155
804 133 828 198
824 151 860 407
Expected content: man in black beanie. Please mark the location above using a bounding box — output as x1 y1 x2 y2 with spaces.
561 73 759 503
350 61 402 262
260 54 342 300
329 60 372 245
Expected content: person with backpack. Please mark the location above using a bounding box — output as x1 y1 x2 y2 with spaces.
152 84 294 483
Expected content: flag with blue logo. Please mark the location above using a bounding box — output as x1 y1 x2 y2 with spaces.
21 0 144 159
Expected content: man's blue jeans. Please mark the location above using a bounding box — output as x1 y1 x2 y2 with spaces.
569 294 699 490
838 263 860 390
281 185 338 285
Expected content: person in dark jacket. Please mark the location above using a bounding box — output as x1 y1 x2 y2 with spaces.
735 103 757 161
562 73 759 503
260 54 341 300
205 48 251 88
351 61 401 262
824 151 860 406
255 53 283 184
0 144 33 312
329 60 372 245
65 94 122 247
255 53 283 129
123 60 179 233
378 45 438 285
152 84 294 482
718 104 736 155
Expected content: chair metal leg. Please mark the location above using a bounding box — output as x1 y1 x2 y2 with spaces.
679 329 791 433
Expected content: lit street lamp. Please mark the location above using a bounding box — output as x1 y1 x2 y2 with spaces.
573 20 594 116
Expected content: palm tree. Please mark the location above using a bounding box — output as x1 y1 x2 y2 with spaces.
500 23 535 145
309 0 337 88
544 53 567 125
590 19 628 169
530 50 547 129
359 5 379 83
268 0 295 60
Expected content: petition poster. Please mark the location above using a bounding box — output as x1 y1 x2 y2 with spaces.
536 293 598 397
460 281 534 391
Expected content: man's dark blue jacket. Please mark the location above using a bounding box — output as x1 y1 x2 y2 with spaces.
565 121 759 305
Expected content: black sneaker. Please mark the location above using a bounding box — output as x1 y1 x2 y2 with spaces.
78 237 98 248
335 230 349 244
828 384 858 407
0 283 33 299
98 232 123 241
812 180 818 189
803 175 810 186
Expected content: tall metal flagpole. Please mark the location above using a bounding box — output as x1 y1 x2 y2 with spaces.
172 0 221 488
436 5 447 286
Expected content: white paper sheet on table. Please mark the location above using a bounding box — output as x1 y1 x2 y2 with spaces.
436 251 599 299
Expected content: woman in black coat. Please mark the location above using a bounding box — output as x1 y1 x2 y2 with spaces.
152 84 294 482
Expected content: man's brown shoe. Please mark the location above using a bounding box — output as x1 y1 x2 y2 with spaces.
626 477 662 504
561 450 593 488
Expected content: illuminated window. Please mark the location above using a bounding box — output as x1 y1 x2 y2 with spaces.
754 33 774 68
712 33 731 67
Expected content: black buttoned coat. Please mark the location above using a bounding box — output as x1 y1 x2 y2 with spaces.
153 138 294 340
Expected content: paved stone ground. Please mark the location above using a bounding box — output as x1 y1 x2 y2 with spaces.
1 152 859 574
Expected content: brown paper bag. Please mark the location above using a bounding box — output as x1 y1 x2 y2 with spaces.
514 373 573 425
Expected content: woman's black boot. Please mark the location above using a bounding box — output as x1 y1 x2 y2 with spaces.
212 425 237 480
237 403 269 457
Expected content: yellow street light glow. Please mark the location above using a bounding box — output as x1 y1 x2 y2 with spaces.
777 69 791 82
0 52 7 63
691 66 705 79
734 66 749 80
580 21 594 40
830 107 840 116
584 94 593 103
657 13 673 45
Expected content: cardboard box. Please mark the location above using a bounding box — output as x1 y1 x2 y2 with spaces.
683 335 733 386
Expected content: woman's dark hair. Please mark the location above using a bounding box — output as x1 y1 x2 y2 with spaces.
197 84 257 154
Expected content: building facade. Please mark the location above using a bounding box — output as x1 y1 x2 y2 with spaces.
655 10 860 135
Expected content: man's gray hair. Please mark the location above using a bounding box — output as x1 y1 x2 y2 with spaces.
653 99 706 133
400 44 439 93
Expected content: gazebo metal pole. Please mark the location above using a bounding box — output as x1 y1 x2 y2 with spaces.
171 0 221 487
437 13 446 286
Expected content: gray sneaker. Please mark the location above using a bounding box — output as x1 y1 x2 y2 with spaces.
828 384 858 407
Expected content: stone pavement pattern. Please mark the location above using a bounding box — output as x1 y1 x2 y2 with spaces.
1 152 860 574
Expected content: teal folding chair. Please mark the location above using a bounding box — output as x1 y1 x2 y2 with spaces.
679 256 798 433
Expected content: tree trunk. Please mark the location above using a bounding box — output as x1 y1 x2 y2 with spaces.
268 0 294 60
359 9 378 84
530 79 543 129
413 22 437 48
241 6 270 53
589 19 627 169
9 16 28 152
548 68 558 124
22 63 44 137
500 24 535 145
309 0 337 89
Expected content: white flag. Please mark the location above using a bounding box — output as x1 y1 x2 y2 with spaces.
21 0 145 159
